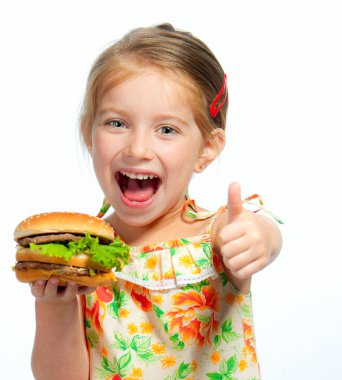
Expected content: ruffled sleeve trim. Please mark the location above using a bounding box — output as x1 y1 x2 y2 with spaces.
114 234 219 290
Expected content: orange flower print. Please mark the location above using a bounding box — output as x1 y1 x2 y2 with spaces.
128 323 138 335
226 292 235 305
179 255 195 268
239 359 248 371
191 267 202 275
85 297 106 335
210 351 221 364
236 294 244 304
100 346 108 357
118 308 130 319
191 360 198 372
164 285 219 348
140 321 153 334
243 319 258 363
212 250 223 273
163 269 175 280
151 342 166 354
128 284 153 312
152 294 163 304
145 255 158 270
152 272 162 281
131 367 143 378
161 355 176 369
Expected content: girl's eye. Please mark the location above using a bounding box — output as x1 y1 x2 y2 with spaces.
107 120 125 128
159 126 176 135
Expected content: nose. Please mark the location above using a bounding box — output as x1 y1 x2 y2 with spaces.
124 129 154 160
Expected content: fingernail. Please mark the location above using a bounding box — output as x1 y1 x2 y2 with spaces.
51 278 60 285
37 280 44 286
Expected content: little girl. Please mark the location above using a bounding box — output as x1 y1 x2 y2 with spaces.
30 24 282 380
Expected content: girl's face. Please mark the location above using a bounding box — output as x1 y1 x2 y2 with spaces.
91 69 211 227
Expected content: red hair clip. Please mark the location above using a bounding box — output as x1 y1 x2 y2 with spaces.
209 74 227 118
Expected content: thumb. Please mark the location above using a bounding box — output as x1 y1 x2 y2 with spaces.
227 182 243 223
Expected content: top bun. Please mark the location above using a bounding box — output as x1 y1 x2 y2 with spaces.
14 212 114 242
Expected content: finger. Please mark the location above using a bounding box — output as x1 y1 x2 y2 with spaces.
43 277 60 297
77 286 96 295
227 182 243 223
30 280 47 298
62 281 78 301
221 236 251 261
218 221 246 247
232 258 265 279
223 248 257 272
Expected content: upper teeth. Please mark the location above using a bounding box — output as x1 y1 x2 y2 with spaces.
121 171 157 180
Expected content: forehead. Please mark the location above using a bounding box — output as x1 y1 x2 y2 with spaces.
98 68 197 116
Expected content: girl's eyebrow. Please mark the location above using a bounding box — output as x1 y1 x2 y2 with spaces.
96 107 122 116
96 108 190 126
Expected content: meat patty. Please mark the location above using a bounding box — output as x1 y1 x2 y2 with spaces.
17 233 83 247
15 261 91 275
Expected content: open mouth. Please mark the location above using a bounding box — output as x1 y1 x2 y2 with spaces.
116 171 161 203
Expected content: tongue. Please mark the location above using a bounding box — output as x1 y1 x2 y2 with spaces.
123 178 155 202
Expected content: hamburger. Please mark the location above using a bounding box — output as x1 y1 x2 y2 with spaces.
13 212 129 287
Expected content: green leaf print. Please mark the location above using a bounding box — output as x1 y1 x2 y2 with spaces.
213 334 222 347
202 242 213 259
136 251 152 259
221 318 241 343
196 258 211 269
226 355 238 374
164 362 194 380
181 280 209 292
206 355 238 380
241 304 251 317
169 333 185 351
206 373 223 380
96 352 132 379
219 359 228 375
221 318 233 333
112 332 129 351
170 247 177 257
130 335 151 353
87 329 99 348
107 284 127 319
219 273 228 286
85 318 91 329
153 304 165 318
118 351 132 375
104 356 119 373
177 362 193 379
136 350 156 361
222 331 241 343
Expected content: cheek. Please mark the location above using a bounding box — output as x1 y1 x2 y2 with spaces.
91 132 114 162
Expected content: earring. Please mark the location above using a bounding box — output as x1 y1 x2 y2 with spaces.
199 163 206 172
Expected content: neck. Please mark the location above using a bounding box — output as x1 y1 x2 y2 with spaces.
106 200 208 247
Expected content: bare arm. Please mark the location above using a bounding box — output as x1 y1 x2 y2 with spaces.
31 278 93 380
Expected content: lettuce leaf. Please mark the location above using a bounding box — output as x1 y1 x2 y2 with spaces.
29 233 129 270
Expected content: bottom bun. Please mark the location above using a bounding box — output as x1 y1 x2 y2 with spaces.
15 268 116 287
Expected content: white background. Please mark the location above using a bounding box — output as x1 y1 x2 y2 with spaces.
1 1 341 379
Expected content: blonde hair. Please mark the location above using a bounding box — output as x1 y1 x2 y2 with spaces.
80 23 228 147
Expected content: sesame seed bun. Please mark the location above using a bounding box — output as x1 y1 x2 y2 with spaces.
14 212 114 242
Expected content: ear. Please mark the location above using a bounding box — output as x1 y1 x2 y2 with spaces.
194 128 226 173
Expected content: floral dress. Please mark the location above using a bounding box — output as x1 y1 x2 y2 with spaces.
85 208 261 380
